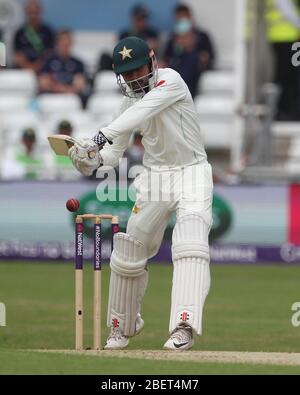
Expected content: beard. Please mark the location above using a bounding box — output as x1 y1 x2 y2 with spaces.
128 77 149 93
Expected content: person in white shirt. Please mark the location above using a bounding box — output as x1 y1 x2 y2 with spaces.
69 36 213 351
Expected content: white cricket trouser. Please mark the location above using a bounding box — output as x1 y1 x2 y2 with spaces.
126 160 213 335
127 161 213 254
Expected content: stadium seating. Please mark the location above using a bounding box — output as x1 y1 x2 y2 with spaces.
0 95 32 113
46 111 91 130
195 95 235 119
0 70 37 97
0 112 48 153
72 31 117 76
194 95 236 148
87 93 123 124
198 71 235 96
45 111 97 139
195 71 236 150
36 94 82 116
94 71 118 93
1 110 40 130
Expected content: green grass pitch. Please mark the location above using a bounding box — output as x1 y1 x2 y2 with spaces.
1 261 300 374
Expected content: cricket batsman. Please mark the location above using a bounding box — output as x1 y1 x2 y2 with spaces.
68 36 213 351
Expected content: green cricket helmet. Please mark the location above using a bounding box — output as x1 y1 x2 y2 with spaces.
112 36 158 98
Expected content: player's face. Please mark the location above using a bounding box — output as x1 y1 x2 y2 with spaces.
116 51 157 98
121 64 150 93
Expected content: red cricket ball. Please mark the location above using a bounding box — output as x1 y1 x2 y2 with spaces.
66 198 80 212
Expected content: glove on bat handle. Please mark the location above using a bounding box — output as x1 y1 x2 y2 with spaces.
92 131 112 149
87 131 113 160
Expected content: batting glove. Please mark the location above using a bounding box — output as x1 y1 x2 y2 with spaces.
92 131 112 149
68 143 103 176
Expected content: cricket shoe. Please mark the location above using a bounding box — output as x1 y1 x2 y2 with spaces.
104 314 144 350
163 323 194 351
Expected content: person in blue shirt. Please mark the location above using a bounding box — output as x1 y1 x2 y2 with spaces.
119 4 159 52
98 4 159 71
163 4 215 97
39 30 89 106
14 0 54 73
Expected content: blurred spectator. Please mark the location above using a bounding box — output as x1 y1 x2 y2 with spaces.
1 128 42 180
54 120 74 167
18 128 40 163
13 0 55 73
57 119 73 136
265 0 300 120
39 30 89 106
98 3 159 71
119 4 159 52
163 3 215 97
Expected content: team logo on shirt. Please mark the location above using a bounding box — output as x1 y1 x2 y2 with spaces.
132 204 141 214
155 80 166 88
119 46 133 61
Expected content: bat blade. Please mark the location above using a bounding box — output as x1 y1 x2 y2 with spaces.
48 134 76 156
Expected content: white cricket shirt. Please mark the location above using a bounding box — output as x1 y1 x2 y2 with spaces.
101 68 207 169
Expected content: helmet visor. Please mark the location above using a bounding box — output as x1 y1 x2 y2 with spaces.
116 56 158 98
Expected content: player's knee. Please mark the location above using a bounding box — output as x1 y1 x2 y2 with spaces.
110 232 148 277
172 213 210 262
126 217 162 259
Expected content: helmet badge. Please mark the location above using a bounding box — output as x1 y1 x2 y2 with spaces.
118 46 133 61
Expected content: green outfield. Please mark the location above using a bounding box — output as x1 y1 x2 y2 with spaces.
1 261 300 374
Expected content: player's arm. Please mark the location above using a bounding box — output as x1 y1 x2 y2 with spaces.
68 99 133 175
68 130 132 176
99 129 133 168
94 97 134 167
69 72 186 175
99 71 187 141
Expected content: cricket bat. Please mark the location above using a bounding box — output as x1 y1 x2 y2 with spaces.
48 134 76 156
48 134 99 159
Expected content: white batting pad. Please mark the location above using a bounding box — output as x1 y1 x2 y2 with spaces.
170 214 211 335
172 213 210 261
0 303 5 327
107 233 148 336
107 269 148 336
110 232 147 277
169 258 210 335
